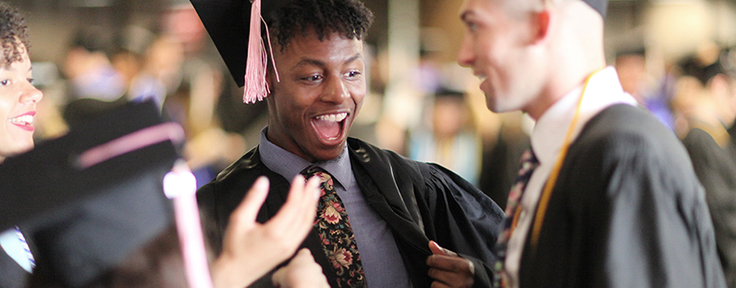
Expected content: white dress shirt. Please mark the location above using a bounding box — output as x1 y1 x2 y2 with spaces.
0 228 33 273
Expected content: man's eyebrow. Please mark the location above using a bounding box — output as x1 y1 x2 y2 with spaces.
345 53 362 65
295 58 326 69
293 53 363 69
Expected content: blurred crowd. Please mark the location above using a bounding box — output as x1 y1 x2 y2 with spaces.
31 3 255 188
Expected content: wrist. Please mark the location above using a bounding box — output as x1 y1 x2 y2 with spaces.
211 254 259 288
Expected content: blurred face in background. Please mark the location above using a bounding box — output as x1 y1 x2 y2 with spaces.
0 43 43 162
432 96 468 139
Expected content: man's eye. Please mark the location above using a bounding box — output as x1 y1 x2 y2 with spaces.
465 21 478 32
27 78 34 84
302 75 323 82
345 71 362 79
0 79 9 86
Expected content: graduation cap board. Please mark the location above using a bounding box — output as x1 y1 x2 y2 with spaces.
191 0 288 103
0 101 201 288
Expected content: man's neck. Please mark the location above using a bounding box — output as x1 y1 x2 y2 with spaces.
527 65 606 121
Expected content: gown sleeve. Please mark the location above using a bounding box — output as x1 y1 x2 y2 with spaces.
423 163 505 287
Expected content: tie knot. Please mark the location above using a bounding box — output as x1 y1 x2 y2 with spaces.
300 166 333 185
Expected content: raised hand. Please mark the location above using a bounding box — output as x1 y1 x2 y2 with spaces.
211 175 321 288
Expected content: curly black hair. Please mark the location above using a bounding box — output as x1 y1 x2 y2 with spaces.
0 1 28 69
265 0 374 50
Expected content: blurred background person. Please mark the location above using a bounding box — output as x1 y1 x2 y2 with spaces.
408 88 482 185
61 26 126 103
614 48 677 131
671 46 736 288
60 25 127 129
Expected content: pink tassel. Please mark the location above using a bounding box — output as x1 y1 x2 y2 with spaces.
243 0 269 104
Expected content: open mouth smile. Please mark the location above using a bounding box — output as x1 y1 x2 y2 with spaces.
311 112 348 141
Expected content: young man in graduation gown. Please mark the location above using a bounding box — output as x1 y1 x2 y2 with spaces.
456 0 726 287
192 0 505 287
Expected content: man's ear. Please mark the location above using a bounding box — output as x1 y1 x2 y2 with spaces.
266 64 277 92
530 10 551 44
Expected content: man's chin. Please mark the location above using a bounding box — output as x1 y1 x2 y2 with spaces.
308 145 345 162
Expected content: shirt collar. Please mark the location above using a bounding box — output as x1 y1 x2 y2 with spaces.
259 128 353 189
530 67 638 166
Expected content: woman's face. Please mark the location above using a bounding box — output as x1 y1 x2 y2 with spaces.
0 44 43 161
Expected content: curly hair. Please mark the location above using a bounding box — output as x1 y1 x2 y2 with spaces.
265 0 374 50
0 1 28 69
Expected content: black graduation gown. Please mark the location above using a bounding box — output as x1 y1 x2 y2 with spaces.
727 123 736 163
518 105 726 288
197 137 505 288
683 128 736 288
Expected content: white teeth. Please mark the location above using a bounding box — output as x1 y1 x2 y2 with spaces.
316 113 347 122
8 115 33 125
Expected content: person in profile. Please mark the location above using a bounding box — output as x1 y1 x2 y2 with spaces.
455 0 725 287
0 2 44 287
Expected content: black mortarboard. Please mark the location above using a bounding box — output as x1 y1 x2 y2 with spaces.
0 101 185 287
191 0 289 103
582 0 608 18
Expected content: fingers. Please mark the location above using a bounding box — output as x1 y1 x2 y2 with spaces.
427 241 474 288
269 175 320 235
291 248 316 264
229 177 270 229
427 254 474 273
272 248 329 288
429 240 458 256
427 258 475 288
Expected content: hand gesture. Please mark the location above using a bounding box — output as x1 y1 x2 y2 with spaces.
212 175 321 288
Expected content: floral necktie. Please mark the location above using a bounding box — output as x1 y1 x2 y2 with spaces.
494 149 539 287
301 166 366 287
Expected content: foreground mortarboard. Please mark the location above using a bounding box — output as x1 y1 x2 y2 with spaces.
191 0 290 103
583 0 608 18
0 101 185 287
